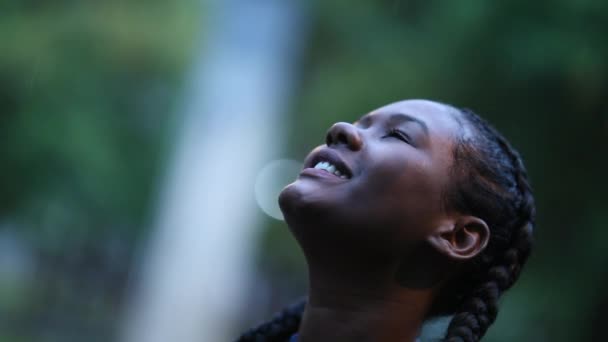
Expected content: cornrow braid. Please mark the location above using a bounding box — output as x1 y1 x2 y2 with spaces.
235 298 306 342
442 108 536 342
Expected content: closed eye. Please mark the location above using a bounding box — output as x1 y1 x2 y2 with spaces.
384 128 411 144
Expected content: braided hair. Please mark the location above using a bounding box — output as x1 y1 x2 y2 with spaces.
236 107 535 342
438 108 535 342
236 298 306 342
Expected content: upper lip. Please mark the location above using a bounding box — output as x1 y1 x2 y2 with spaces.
304 148 353 178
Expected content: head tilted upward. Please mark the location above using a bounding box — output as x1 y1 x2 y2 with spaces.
237 100 535 342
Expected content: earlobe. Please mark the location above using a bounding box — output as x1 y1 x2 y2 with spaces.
427 216 490 261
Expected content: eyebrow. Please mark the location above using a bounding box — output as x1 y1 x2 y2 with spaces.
356 113 429 135
388 113 429 135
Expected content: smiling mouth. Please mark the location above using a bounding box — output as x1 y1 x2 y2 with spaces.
312 161 349 179
301 149 353 180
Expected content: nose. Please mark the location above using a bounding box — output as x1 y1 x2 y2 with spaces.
326 122 363 151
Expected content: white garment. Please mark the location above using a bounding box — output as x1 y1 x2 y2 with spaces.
418 315 453 342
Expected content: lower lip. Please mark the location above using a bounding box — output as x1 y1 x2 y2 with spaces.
299 168 349 181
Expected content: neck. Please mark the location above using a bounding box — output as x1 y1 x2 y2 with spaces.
296 238 436 342
298 290 432 342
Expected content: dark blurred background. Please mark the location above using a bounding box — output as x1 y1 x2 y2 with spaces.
1 1 607 341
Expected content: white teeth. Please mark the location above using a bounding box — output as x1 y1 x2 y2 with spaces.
313 162 328 169
312 160 348 179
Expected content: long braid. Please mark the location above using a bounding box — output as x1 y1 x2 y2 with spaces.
443 109 536 342
444 224 534 342
236 298 306 342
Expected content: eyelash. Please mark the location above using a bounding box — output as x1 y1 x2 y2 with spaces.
385 129 411 144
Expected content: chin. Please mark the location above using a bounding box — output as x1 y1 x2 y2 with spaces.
278 182 298 214
278 181 309 222
278 180 333 226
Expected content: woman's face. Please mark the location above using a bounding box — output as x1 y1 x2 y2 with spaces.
279 100 464 252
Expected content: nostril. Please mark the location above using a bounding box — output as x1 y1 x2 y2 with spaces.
325 132 333 145
337 132 348 145
326 122 363 151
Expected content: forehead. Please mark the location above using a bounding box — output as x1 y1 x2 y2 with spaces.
364 99 463 137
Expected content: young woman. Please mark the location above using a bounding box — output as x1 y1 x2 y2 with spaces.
238 99 535 342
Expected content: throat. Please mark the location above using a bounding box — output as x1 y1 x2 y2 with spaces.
291 226 441 341
297 288 433 342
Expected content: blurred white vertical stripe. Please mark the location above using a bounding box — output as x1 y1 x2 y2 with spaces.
122 1 305 341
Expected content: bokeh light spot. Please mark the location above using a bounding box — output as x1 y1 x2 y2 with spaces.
254 159 302 220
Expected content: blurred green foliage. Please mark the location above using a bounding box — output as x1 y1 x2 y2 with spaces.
0 1 200 341
1 1 607 341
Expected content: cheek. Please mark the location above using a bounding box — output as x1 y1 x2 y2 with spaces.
350 157 444 236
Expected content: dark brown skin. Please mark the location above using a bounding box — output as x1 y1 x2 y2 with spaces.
278 100 490 342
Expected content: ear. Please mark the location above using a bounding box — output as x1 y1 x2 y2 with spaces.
427 216 490 261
